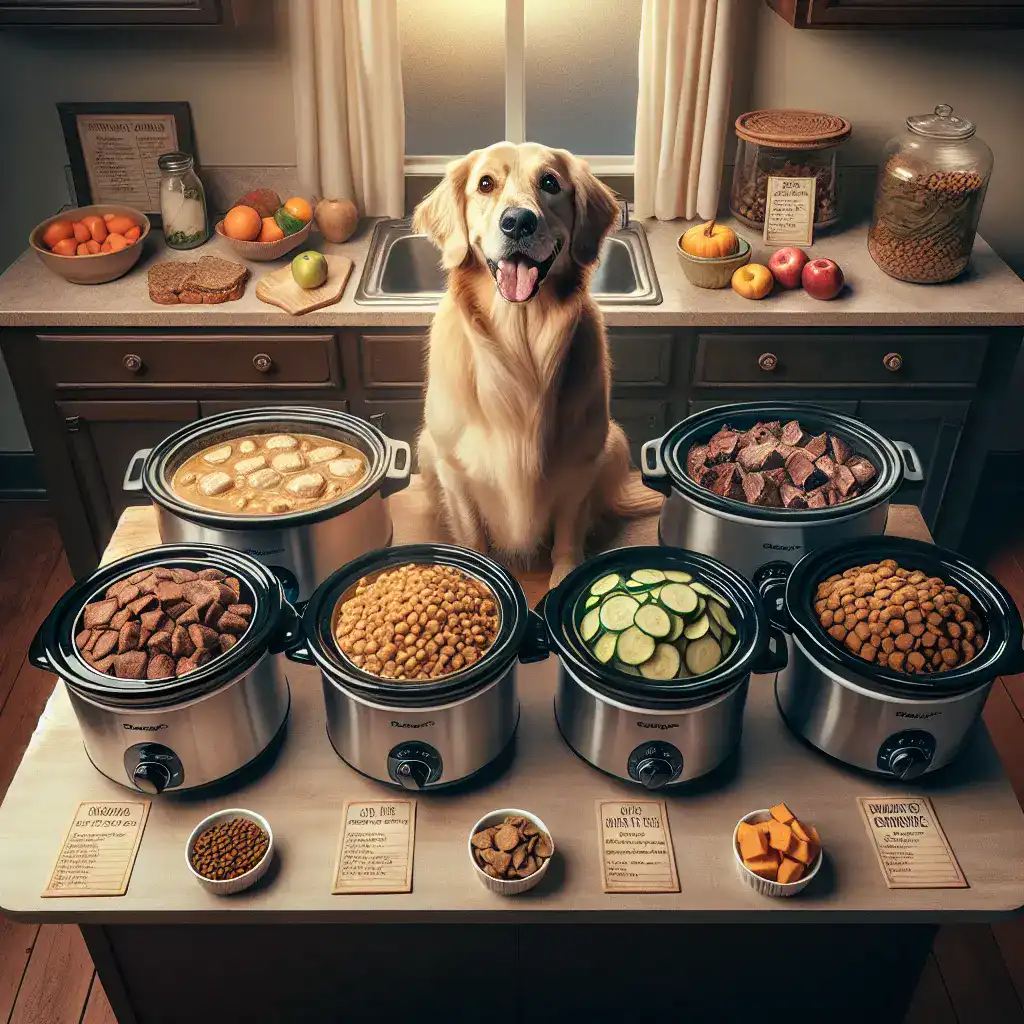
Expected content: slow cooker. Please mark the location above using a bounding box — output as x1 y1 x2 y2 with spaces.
123 407 412 603
759 537 1024 778
287 544 549 790
544 546 788 788
640 403 923 581
30 544 300 794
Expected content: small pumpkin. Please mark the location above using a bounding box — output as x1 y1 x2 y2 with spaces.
681 219 739 259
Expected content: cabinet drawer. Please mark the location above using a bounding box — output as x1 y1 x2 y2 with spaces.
694 333 987 387
611 399 669 466
41 334 340 388
608 331 673 387
359 331 428 388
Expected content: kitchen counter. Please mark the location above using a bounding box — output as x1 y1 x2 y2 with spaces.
0 216 1022 328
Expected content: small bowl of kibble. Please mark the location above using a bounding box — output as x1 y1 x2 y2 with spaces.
468 808 555 896
185 808 274 895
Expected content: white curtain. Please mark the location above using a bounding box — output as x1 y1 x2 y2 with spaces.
633 0 736 221
289 0 405 217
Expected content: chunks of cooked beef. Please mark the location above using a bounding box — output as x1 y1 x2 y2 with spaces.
685 418 878 510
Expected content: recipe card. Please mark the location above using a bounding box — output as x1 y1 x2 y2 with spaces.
42 800 150 898
332 800 416 895
857 796 967 889
763 176 816 246
597 800 680 894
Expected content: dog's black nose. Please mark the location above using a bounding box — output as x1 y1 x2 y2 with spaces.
499 207 538 241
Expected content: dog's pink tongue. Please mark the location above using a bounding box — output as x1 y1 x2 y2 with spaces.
497 259 538 302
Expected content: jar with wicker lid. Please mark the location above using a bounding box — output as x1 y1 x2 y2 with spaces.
868 104 992 284
730 109 851 231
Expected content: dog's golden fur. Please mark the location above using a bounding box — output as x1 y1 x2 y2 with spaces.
414 142 661 586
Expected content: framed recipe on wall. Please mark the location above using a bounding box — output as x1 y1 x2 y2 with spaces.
58 101 195 225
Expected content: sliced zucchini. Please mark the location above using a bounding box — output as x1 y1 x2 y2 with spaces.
635 603 671 639
630 569 666 586
584 594 600 610
691 582 731 609
684 613 710 641
708 617 723 641
635 591 650 604
720 633 733 658
685 634 722 676
659 583 698 615
664 569 693 584
600 594 640 632
591 573 623 597
580 608 602 642
616 626 656 666
614 660 642 677
667 614 685 642
592 632 618 664
639 642 681 680
709 600 736 636
695 596 707 620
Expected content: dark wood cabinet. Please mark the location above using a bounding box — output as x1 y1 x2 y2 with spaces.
0 0 238 26
767 0 1024 27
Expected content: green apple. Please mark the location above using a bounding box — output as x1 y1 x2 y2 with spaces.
291 251 328 290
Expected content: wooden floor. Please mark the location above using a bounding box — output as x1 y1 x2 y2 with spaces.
0 501 1022 1024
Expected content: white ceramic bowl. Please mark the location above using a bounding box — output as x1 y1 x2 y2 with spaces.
468 808 554 896
185 808 274 896
732 808 822 898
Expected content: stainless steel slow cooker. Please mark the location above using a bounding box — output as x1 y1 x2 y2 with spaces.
124 407 412 603
287 543 548 790
544 546 787 789
30 544 300 794
641 403 923 582
759 537 1024 778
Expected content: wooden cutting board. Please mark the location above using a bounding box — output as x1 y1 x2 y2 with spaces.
255 255 353 315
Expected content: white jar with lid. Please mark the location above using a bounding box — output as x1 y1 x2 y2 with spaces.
158 151 209 250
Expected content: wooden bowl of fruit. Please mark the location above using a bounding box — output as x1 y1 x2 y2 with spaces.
30 205 150 285
216 194 313 261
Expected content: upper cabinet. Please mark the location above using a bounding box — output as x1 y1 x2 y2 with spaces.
0 0 244 26
767 0 1024 27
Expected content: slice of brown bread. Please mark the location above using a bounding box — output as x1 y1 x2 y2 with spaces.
147 261 195 305
148 256 248 305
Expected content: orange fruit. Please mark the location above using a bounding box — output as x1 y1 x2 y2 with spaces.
51 237 79 257
86 239 101 254
105 233 128 252
103 213 116 222
124 226 141 243
284 196 313 224
258 216 285 243
42 219 75 249
76 242 90 256
105 215 136 236
82 215 107 243
223 204 262 241
72 221 90 243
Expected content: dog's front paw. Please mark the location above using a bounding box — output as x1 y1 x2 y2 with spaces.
549 560 577 589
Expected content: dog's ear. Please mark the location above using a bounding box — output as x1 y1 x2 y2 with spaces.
567 155 619 267
413 154 474 270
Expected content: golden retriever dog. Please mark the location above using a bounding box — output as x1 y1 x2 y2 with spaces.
413 142 662 587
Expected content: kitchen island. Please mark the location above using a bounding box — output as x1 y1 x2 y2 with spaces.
0 488 1021 1023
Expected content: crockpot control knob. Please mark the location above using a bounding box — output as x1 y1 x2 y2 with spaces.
636 758 674 790
888 747 929 781
132 761 171 795
394 759 431 790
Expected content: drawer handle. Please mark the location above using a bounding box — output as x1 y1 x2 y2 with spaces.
122 353 143 374
883 351 903 373
253 353 274 374
758 352 778 373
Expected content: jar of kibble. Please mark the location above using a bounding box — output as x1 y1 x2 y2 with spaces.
868 104 992 284
730 109 851 231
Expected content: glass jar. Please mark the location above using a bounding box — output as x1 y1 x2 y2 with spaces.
158 151 209 250
867 104 992 284
730 109 851 231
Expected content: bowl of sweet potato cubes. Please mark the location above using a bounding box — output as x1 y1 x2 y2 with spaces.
733 802 822 897
30 204 150 284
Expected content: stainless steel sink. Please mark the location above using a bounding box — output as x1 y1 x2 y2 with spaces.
355 218 661 306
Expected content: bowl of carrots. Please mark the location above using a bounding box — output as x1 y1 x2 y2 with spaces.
30 205 150 284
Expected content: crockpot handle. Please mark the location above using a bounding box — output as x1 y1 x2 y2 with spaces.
640 435 671 497
518 608 551 664
380 437 412 499
268 599 302 655
754 564 794 634
123 448 152 493
284 642 314 666
753 624 789 674
893 440 924 483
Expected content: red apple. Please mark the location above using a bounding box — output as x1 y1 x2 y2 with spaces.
802 257 845 300
768 247 809 290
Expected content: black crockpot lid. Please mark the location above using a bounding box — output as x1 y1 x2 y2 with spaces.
544 544 770 708
300 543 529 708
783 536 1024 699
35 544 286 703
659 402 904 523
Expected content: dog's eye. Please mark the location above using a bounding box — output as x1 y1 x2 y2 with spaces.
539 173 561 194
478 175 495 194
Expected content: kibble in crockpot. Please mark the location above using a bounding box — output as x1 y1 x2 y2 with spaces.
333 563 500 680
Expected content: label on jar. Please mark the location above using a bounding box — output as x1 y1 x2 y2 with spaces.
857 796 967 889
332 800 416 894
597 800 680 893
42 800 150 898
763 176 816 246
